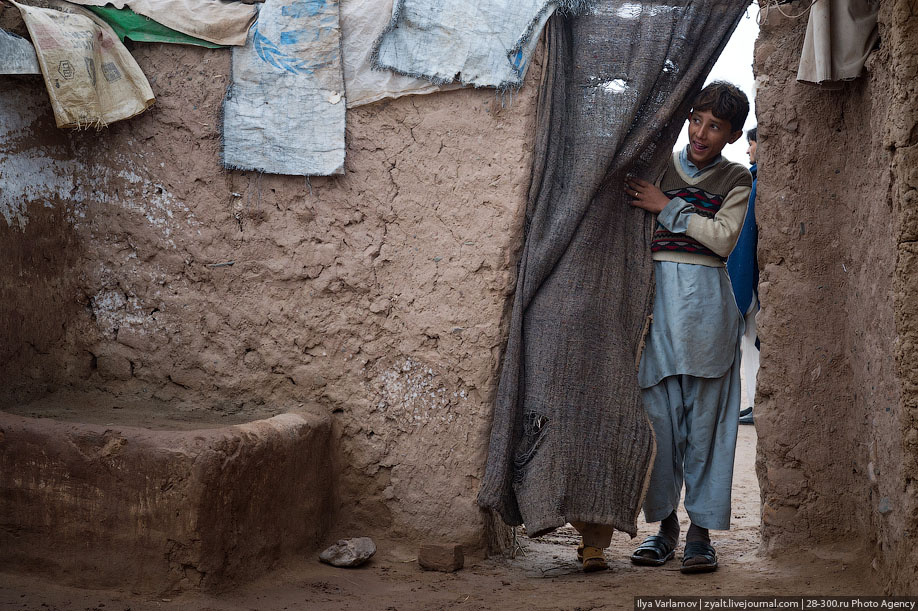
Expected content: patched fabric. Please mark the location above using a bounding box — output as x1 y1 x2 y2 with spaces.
223 0 346 176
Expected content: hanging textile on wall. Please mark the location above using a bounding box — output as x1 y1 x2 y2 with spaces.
372 0 564 89
0 28 40 74
60 0 257 46
478 0 750 538
340 0 454 108
84 6 225 48
223 0 346 176
797 0 879 85
12 0 154 128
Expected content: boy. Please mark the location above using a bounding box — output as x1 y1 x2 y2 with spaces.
729 126 760 426
624 81 752 574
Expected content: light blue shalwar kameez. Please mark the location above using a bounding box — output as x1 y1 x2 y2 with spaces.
637 149 743 531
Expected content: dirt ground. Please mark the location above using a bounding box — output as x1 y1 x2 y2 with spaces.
0 426 881 610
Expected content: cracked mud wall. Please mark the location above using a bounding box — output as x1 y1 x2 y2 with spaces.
887 0 918 593
754 0 918 591
0 10 539 548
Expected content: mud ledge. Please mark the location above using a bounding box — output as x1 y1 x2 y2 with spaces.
0 410 336 594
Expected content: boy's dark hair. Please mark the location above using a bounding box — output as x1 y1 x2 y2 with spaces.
747 126 757 142
691 81 749 132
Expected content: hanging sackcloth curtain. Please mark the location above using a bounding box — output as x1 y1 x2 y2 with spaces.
478 0 750 538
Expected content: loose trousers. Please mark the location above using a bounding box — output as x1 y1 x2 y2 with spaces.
571 521 614 549
640 359 740 530
740 297 760 409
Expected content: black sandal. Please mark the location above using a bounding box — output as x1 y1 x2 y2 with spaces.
630 535 676 566
680 540 718 573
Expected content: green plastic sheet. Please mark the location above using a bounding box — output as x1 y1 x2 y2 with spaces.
85 6 225 48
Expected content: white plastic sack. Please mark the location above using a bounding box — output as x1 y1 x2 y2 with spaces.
223 0 345 176
12 0 155 128
0 28 41 74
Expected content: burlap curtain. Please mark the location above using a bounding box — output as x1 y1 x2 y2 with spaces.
479 0 750 538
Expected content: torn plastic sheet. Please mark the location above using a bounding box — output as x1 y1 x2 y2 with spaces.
84 6 225 48
372 0 579 89
0 28 40 74
222 0 346 176
340 0 457 108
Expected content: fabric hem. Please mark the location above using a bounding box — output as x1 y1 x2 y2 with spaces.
651 251 725 268
684 508 731 531
638 365 734 391
634 410 657 527
526 512 640 540
643 505 678 524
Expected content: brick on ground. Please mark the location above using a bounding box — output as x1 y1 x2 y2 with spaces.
418 543 464 572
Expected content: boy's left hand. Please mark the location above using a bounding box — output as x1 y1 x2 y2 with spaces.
625 177 670 214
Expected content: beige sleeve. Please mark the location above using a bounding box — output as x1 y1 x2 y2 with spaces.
685 185 751 258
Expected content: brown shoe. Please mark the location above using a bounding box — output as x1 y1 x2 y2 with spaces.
581 545 608 572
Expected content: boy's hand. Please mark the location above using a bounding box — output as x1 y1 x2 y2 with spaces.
625 176 670 214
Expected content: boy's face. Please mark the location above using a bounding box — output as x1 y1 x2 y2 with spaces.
747 138 757 164
686 110 743 169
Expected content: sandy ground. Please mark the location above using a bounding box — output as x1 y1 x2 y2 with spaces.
0 425 882 610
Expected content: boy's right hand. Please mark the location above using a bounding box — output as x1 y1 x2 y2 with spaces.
625 176 669 214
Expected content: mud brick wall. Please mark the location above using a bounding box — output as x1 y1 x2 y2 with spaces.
754 0 918 592
0 15 540 548
7 2 918 588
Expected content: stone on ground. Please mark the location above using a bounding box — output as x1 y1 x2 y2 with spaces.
319 537 377 567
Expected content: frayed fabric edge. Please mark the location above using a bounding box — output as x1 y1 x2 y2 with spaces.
555 0 600 15
371 0 594 91
221 159 345 176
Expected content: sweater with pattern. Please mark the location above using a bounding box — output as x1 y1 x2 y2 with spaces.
652 152 753 267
